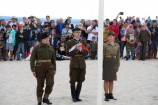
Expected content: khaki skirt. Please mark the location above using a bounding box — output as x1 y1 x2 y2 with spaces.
103 57 117 80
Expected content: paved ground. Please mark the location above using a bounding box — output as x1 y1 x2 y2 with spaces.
0 59 158 105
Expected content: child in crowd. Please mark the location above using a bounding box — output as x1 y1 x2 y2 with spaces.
90 36 98 59
126 26 136 60
56 41 70 60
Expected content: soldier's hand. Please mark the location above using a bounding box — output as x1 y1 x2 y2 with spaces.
76 45 82 51
32 72 36 77
54 71 56 75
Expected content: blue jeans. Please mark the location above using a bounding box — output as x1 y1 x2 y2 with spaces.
120 41 126 57
31 40 36 47
17 42 25 60
151 40 158 51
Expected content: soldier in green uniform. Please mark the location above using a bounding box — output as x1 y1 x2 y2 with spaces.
90 36 98 59
139 25 150 61
103 31 120 101
66 28 88 102
30 32 56 105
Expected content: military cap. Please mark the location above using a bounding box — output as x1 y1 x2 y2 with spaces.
41 32 49 39
72 28 81 33
108 31 115 36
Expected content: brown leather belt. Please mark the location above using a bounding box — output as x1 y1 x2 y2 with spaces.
37 59 51 62
105 55 116 58
74 54 83 57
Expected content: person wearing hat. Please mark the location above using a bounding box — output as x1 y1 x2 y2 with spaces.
66 28 88 102
30 32 56 105
103 31 120 101
7 16 20 30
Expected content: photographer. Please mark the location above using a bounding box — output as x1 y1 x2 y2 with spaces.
28 16 37 30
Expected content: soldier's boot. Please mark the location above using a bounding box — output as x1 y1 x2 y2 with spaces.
104 93 109 101
43 93 52 104
38 102 41 105
71 86 77 102
37 97 42 105
76 83 82 101
154 51 157 59
109 93 117 100
43 99 52 104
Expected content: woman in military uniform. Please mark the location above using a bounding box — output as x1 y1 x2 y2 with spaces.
103 31 120 101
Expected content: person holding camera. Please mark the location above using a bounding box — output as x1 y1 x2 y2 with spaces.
87 20 98 43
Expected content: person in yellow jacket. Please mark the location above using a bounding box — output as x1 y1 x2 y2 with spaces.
103 25 109 43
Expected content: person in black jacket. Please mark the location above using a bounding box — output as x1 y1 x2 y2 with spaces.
16 24 26 60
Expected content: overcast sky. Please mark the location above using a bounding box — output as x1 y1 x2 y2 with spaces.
0 0 158 20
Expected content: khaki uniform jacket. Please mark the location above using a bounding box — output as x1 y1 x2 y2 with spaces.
66 39 87 69
30 43 56 72
103 42 120 69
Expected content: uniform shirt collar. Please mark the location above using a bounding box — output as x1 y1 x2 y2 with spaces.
41 42 49 47
107 41 117 46
74 38 80 43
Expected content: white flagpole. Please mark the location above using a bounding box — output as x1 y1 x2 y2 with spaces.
97 0 104 105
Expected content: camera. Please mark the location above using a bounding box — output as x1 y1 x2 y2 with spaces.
120 12 124 15
93 25 97 29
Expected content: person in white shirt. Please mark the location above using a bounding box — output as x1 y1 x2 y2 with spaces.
141 18 146 25
8 16 19 30
87 20 98 43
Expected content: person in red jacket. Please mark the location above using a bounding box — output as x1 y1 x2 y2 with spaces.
109 19 119 41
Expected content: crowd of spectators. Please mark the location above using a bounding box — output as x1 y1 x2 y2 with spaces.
0 13 158 61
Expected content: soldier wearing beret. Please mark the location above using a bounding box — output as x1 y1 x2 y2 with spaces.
103 31 120 101
66 28 88 102
30 32 56 105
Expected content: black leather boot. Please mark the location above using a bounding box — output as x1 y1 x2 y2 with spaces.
104 93 109 101
43 98 52 104
71 86 77 102
76 83 82 101
109 93 117 100
37 102 41 105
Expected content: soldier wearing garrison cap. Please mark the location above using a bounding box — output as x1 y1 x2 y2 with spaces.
66 28 88 102
30 32 56 105
103 31 120 101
